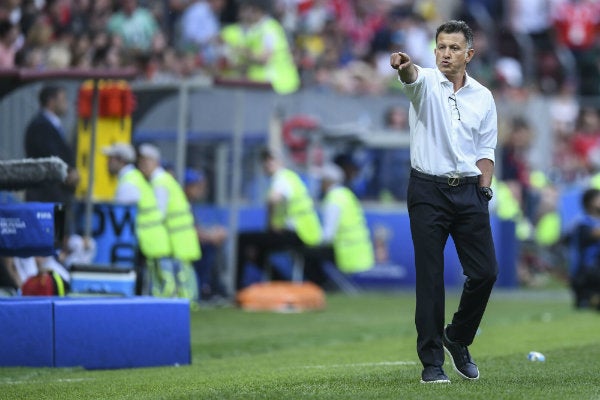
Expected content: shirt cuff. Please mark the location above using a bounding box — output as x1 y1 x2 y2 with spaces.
397 65 422 85
477 148 495 163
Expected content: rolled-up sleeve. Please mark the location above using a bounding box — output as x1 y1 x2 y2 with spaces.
398 65 426 101
477 96 498 163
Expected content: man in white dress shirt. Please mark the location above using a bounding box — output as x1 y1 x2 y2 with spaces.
390 20 498 384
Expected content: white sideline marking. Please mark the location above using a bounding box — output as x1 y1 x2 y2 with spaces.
2 378 95 385
302 361 417 369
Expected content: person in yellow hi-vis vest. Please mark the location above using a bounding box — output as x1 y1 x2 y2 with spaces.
103 143 175 297
138 144 201 303
219 7 251 79
302 163 374 288
236 0 300 94
236 148 322 290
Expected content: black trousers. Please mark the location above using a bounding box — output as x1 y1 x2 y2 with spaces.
235 229 304 290
571 266 600 309
407 171 498 368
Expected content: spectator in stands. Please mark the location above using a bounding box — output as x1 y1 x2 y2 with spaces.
103 142 173 297
183 167 229 302
107 0 162 56
163 0 188 45
551 0 600 96
232 0 300 94
332 152 369 199
0 0 21 24
89 0 113 36
330 59 386 95
138 143 201 302
553 128 586 185
568 187 600 310
0 19 20 67
218 1 253 79
24 85 79 235
571 106 600 173
396 11 435 69
391 20 498 383
235 147 322 290
500 116 538 222
507 0 557 91
68 0 91 38
178 0 225 69
303 163 374 288
549 80 580 134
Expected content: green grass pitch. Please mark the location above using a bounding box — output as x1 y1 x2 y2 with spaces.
1 289 599 399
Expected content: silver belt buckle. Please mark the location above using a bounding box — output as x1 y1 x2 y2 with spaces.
448 176 460 186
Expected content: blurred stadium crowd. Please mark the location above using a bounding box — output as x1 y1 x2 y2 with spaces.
0 0 598 96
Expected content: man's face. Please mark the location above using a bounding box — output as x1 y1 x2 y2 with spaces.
434 32 473 77
262 157 277 176
590 195 600 217
107 156 123 176
121 0 136 15
137 156 156 179
185 181 207 202
52 90 69 117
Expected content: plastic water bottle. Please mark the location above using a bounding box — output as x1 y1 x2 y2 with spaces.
527 351 546 362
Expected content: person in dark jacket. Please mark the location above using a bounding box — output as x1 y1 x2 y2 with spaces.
569 188 600 310
24 85 79 233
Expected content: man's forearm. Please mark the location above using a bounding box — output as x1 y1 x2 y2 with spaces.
476 158 494 187
398 64 418 84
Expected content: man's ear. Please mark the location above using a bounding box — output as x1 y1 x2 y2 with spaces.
465 48 474 63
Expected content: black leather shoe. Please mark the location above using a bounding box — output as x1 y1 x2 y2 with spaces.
443 326 480 380
420 366 450 384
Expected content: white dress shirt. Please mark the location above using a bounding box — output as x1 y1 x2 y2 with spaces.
42 109 64 137
114 164 141 204
269 168 295 230
150 167 170 217
399 66 497 177
321 185 341 244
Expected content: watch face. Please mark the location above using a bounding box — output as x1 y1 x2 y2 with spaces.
481 187 492 199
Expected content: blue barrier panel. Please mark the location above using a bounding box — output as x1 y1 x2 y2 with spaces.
54 298 191 369
559 186 584 234
355 211 414 288
74 202 138 268
0 298 54 367
494 218 517 287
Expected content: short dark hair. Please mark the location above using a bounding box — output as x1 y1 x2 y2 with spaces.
582 188 600 213
435 20 473 49
259 147 275 161
39 85 64 108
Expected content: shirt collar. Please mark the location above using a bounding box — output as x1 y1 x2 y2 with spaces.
118 164 135 179
42 109 63 132
435 68 472 89
151 166 165 181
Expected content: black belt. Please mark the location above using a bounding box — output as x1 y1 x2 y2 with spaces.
410 169 479 187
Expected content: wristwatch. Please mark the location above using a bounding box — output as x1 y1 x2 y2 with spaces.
480 186 493 201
